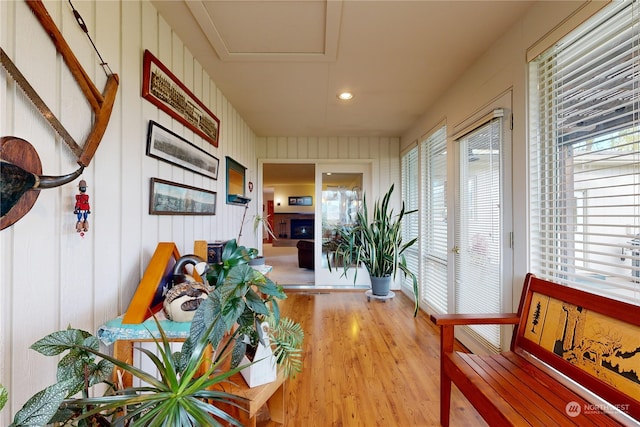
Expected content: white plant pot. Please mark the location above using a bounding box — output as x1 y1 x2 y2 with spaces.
240 322 277 387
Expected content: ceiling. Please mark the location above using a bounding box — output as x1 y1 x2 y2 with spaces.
150 0 535 140
262 163 315 186
151 1 536 186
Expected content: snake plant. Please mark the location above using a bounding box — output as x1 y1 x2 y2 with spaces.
329 184 419 315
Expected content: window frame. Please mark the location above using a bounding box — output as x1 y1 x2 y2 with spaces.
528 0 640 304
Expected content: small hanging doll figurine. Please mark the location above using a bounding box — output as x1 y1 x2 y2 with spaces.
74 179 90 234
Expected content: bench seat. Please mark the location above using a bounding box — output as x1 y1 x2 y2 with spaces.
444 350 624 426
433 273 640 426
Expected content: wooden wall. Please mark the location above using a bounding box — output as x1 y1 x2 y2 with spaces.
0 0 257 420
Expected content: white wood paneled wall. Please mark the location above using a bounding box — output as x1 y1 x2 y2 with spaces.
0 0 257 420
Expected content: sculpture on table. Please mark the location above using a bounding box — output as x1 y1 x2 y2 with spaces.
163 254 209 322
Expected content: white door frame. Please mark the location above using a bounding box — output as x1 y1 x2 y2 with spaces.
314 161 373 287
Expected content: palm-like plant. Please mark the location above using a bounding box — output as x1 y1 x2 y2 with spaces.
330 184 419 315
11 240 303 427
10 317 247 427
267 316 304 377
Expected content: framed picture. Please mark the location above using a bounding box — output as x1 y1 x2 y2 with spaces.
226 156 251 205
206 241 226 264
142 49 220 147
194 240 227 264
146 120 219 180
288 196 313 206
122 242 180 324
150 178 216 215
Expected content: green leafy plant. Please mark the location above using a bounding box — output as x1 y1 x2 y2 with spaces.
236 203 277 245
0 384 8 412
189 240 304 379
330 184 419 315
204 239 259 288
10 317 248 427
11 239 303 427
267 316 304 377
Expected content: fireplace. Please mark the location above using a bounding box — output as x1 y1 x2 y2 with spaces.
290 219 314 240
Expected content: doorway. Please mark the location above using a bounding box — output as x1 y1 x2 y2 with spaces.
315 163 371 287
451 91 513 353
261 161 372 288
262 163 316 286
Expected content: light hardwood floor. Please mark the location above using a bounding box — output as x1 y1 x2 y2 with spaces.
266 289 488 427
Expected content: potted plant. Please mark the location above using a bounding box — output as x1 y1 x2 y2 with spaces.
10 239 303 426
195 239 304 379
330 184 419 315
10 318 248 427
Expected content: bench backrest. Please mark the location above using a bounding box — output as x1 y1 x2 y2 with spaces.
512 273 640 421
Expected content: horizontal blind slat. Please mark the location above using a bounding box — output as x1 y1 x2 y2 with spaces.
421 126 448 314
529 0 640 305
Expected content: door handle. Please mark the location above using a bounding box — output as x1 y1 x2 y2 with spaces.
452 246 460 254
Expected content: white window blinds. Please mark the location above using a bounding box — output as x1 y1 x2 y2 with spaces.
529 0 640 304
455 117 505 352
401 146 420 294
420 126 448 314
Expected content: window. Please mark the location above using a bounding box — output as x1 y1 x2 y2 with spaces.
529 1 640 304
401 146 419 294
420 126 448 314
455 115 508 352
401 129 450 311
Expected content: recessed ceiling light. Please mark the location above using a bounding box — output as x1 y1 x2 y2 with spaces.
337 92 354 101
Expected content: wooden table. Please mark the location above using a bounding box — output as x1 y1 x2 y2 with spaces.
111 337 286 426
111 337 213 388
217 368 286 427
99 314 286 425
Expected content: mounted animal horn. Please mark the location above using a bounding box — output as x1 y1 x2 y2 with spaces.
1 160 83 217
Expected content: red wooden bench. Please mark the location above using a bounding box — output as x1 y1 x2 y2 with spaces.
432 273 640 426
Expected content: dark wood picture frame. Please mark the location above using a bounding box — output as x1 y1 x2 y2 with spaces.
288 196 313 206
146 120 219 180
142 49 220 147
150 178 216 215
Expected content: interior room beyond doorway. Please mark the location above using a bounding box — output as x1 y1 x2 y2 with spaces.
263 163 316 285
262 243 314 286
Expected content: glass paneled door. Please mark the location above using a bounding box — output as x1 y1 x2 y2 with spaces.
315 163 371 287
453 95 513 354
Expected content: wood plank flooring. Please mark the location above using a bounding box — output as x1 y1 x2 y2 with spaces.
266 290 488 427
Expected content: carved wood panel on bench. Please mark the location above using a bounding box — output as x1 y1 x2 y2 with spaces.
432 273 640 426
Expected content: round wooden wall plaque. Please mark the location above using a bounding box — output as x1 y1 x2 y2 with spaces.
1 136 43 230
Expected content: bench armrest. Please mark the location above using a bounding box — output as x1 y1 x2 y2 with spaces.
431 313 519 326
431 313 519 353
